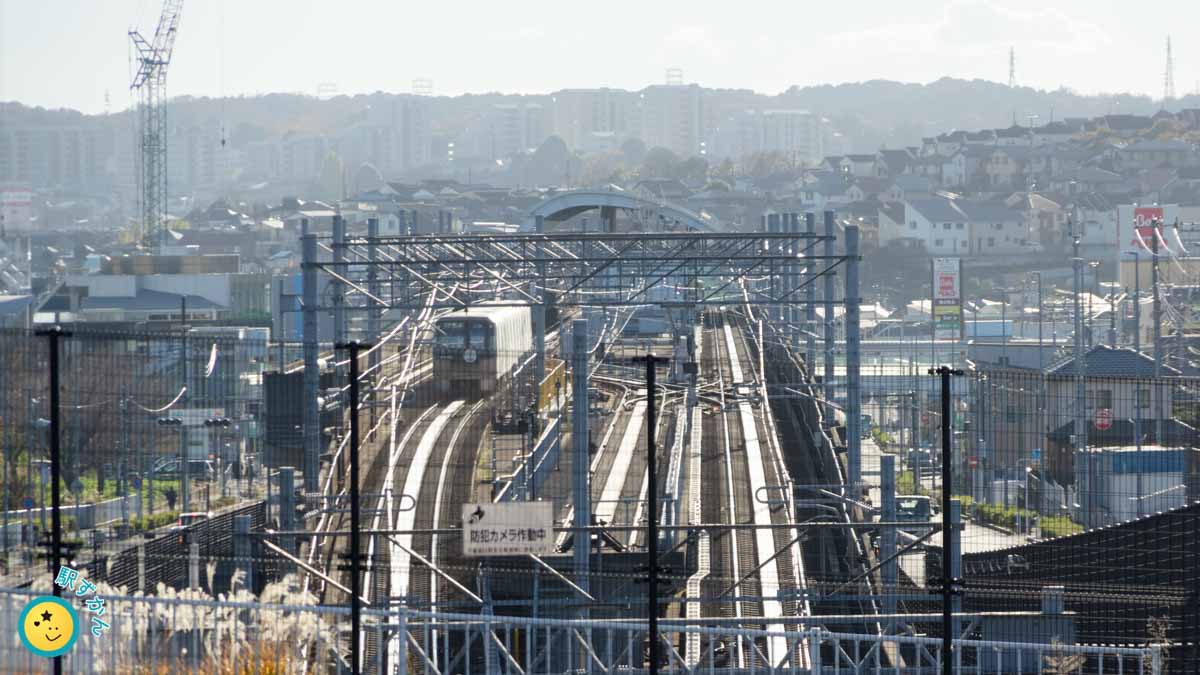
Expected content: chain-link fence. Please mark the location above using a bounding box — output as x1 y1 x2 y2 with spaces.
0 326 275 593
0 317 1194 671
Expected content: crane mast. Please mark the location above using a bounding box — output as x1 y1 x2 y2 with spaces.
129 0 183 250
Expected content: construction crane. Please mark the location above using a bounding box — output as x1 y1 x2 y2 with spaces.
129 0 184 250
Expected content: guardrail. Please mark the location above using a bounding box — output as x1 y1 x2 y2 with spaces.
0 587 1162 674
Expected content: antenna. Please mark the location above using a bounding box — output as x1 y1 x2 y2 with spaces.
1008 47 1016 88
1163 36 1176 103
666 67 684 86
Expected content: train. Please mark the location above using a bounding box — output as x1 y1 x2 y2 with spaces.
432 303 533 398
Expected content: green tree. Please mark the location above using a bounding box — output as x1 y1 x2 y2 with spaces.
640 146 680 179
529 135 571 186
620 137 647 167
678 156 710 184
743 151 790 179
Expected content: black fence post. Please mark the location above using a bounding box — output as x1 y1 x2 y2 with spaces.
36 325 68 675
930 364 962 675
633 353 668 674
337 340 368 675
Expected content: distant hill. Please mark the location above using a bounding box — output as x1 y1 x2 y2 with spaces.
4 77 1198 155
776 77 1198 150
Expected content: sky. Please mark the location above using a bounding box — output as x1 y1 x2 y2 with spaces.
1 0 1196 114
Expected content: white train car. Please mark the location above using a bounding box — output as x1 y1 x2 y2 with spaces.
432 303 533 398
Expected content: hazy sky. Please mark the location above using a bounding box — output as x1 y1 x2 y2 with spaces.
1 0 1195 114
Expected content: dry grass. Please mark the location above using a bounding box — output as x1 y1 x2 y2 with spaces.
19 569 341 674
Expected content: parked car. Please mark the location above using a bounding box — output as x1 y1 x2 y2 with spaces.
170 512 211 532
1005 554 1031 574
152 459 215 482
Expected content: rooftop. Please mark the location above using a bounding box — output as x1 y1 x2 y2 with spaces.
1046 344 1180 378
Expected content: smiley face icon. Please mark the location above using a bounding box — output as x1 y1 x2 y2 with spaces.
18 596 78 658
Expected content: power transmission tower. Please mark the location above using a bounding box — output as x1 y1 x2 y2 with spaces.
129 0 184 250
1008 47 1016 88
1163 36 1176 103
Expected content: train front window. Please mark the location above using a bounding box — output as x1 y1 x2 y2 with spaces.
467 321 490 350
435 320 465 348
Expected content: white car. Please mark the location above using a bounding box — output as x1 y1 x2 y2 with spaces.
169 512 211 532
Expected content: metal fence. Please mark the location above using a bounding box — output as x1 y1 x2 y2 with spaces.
0 326 275 589
0 587 1162 674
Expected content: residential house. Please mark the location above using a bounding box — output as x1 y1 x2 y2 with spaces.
983 147 1031 188
932 129 996 157
818 156 845 174
1177 109 1200 130
842 154 879 177
894 197 969 255
797 173 851 211
845 177 892 203
887 196 1025 257
1097 114 1154 138
876 148 915 177
1117 139 1197 171
941 151 968 188
961 201 1027 256
877 202 916 248
889 175 933 201
976 346 1193 518
994 125 1034 146
1048 167 1127 196
1032 121 1079 146
1005 192 1063 248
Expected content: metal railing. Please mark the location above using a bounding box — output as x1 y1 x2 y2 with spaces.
0 588 1162 674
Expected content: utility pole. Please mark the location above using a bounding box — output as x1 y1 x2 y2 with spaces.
36 326 67 675
337 341 368 675
931 364 963 675
633 353 669 675
1071 228 1089 525
1133 251 1144 515
1035 272 1044 372
1152 220 1163 450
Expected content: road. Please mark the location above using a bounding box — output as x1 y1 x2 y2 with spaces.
864 429 1022 552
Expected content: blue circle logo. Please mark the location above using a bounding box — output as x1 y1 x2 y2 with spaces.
17 595 79 658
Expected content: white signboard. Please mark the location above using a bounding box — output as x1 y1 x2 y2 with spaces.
462 501 554 556
931 257 963 341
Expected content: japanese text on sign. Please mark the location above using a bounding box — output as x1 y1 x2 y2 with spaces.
462 502 554 556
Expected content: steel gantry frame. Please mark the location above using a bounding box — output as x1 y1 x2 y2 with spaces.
310 230 849 311
298 214 864 606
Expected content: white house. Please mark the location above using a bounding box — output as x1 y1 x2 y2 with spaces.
941 151 968 188
891 197 1025 257
900 197 971 256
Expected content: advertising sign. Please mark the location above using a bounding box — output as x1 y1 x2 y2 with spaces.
931 258 963 340
462 502 554 556
1116 204 1180 269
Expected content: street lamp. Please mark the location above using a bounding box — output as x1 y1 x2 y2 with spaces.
1024 466 1037 538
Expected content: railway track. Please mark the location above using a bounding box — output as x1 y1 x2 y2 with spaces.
692 309 811 669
